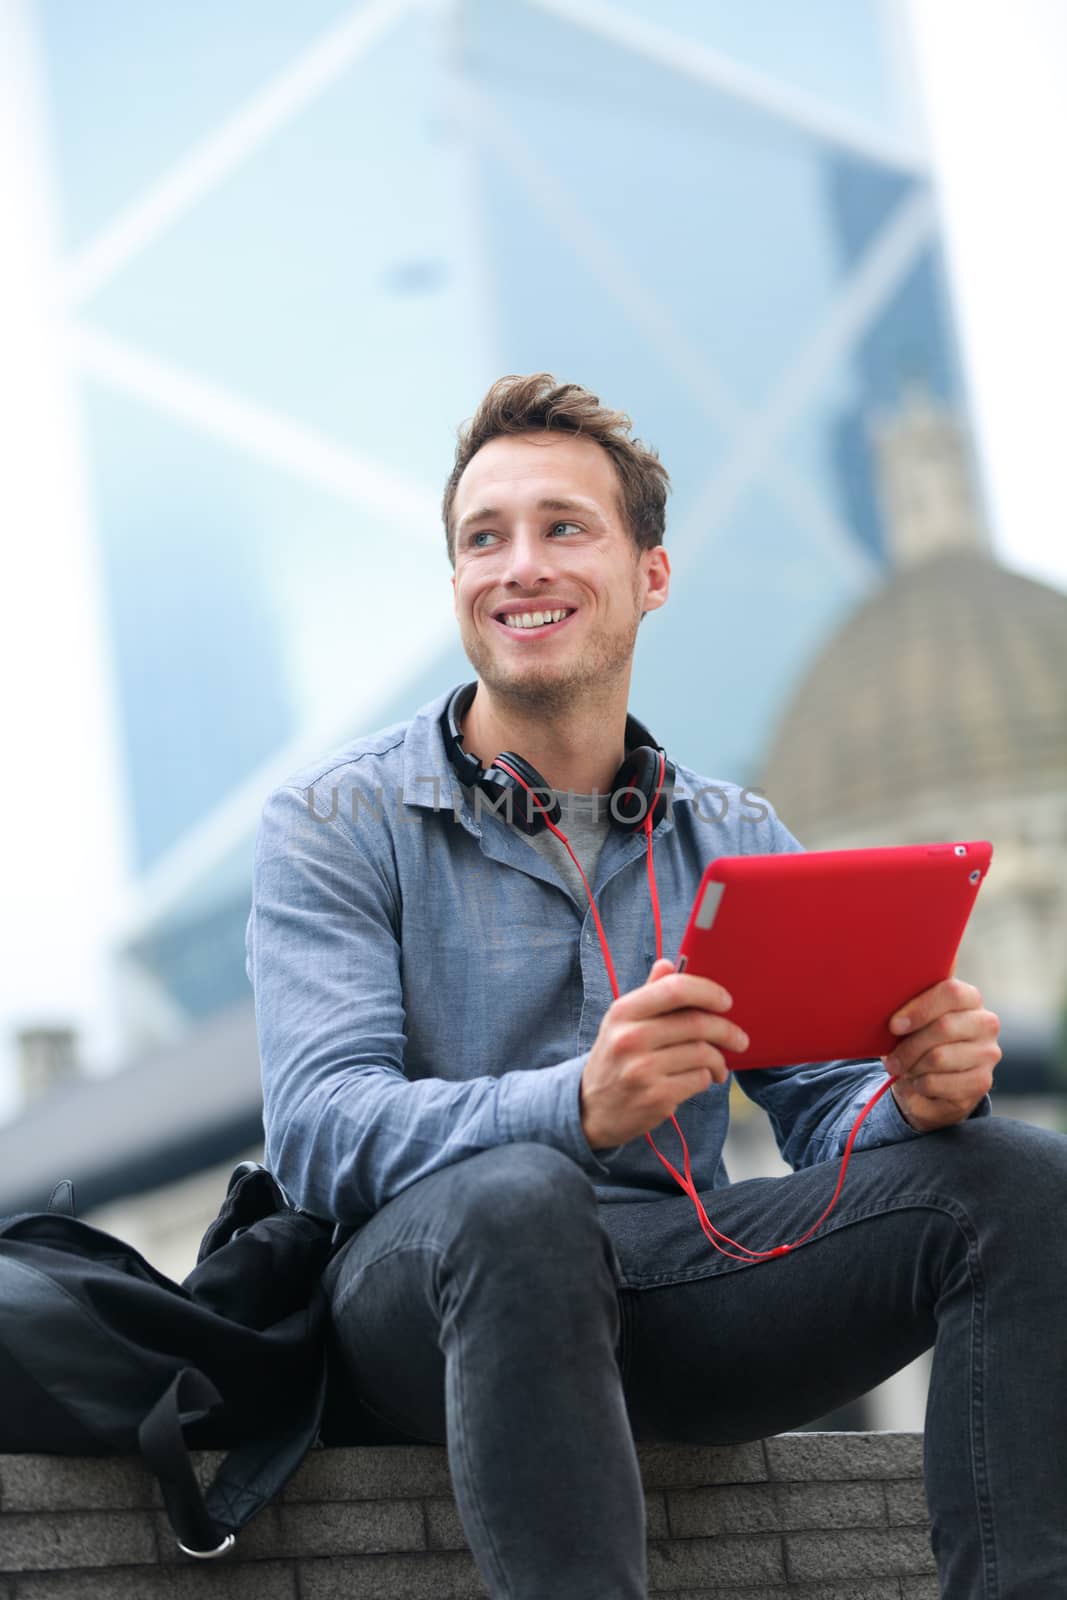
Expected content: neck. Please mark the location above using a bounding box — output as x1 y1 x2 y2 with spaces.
460 680 632 796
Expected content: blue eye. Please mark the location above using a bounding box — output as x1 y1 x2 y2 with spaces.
468 523 579 548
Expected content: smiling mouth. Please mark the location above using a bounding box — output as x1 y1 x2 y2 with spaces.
493 608 577 636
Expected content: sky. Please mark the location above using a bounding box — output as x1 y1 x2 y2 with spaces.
905 0 1067 598
0 0 1065 1125
0 2 132 1122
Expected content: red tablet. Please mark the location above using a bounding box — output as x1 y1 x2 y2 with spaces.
675 840 994 1071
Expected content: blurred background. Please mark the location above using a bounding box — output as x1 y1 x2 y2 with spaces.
1 0 1065 1431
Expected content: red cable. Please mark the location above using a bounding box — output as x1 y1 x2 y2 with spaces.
496 751 893 1261
495 757 622 999
643 1076 900 1261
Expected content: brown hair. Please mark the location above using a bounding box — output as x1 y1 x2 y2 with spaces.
441 373 670 567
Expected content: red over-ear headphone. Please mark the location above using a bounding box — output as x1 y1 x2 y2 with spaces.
441 680 676 835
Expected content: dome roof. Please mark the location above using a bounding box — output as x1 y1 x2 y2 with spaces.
758 550 1067 840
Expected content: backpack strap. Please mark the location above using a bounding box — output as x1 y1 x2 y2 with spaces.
138 1329 330 1557
138 1369 235 1558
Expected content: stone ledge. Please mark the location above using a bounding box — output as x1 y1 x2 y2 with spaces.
0 1433 935 1596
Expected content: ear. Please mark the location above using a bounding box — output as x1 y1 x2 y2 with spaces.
640 546 670 615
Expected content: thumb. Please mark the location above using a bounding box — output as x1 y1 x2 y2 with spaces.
648 957 676 980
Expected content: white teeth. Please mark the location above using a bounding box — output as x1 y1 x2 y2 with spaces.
498 607 572 629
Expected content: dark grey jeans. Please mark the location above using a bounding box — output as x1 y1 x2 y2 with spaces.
323 1115 1067 1599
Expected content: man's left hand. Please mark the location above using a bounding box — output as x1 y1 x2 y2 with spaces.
884 976 1002 1133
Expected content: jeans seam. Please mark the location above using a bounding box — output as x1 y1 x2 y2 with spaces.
331 1237 446 1316
448 1268 513 1600
617 1284 634 1388
963 1211 997 1599
346 1382 427 1440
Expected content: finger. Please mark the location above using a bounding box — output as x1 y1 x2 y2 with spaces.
892 1043 1000 1089
893 1068 993 1121
640 1067 727 1128
629 971 734 1019
889 977 984 1036
650 1008 750 1056
652 1041 731 1085
670 1065 727 1102
883 1011 1004 1075
909 1076 994 1110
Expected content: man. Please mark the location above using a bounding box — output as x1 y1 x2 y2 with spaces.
246 374 1066 1599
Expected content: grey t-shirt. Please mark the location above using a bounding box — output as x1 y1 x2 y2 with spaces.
460 782 613 910
523 790 614 910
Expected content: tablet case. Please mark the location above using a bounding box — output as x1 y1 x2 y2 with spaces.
675 840 994 1071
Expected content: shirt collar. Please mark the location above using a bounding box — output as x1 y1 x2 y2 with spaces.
401 682 695 808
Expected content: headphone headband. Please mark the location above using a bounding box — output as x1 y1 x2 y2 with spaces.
440 681 675 836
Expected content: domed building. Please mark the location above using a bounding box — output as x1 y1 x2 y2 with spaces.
758 383 1067 1040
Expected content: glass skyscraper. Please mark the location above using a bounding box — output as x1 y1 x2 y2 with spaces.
33 0 970 1035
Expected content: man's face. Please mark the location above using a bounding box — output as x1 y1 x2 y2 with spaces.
450 431 669 712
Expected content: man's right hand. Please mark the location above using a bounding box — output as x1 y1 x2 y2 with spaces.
579 958 749 1151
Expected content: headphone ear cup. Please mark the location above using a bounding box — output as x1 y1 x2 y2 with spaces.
609 747 674 832
481 752 561 836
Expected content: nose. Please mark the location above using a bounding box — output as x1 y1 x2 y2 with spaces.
502 524 561 592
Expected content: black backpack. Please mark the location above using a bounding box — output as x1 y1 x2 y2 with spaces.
0 1163 337 1558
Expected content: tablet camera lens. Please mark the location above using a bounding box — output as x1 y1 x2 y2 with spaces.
954 845 967 856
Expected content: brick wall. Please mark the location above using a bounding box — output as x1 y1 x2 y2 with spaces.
0 1433 938 1598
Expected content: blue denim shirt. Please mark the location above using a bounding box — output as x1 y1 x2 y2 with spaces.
245 682 929 1226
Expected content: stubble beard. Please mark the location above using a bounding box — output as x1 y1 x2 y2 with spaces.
459 573 644 718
